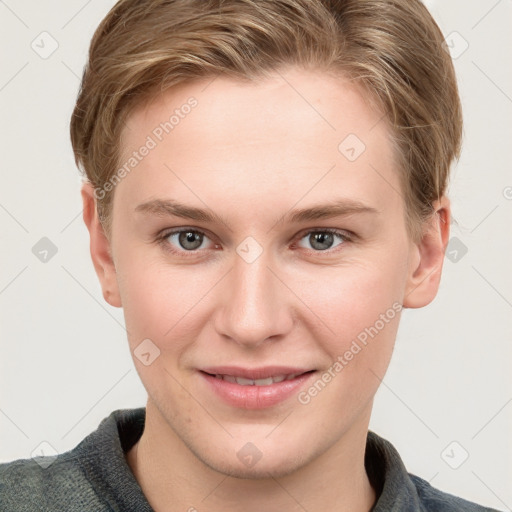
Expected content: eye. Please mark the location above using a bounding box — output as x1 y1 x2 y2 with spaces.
296 229 350 252
158 228 216 255
156 227 352 257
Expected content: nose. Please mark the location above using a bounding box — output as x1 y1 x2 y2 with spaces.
214 248 294 349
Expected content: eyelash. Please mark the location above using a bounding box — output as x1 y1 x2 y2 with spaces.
155 227 354 258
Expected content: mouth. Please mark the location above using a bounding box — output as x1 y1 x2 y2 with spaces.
198 366 316 409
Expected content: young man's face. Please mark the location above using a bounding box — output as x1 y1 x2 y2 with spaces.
83 67 448 478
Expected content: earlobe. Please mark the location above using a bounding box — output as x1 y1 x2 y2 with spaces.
403 197 450 309
81 182 122 308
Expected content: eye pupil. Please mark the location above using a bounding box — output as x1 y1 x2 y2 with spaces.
179 231 202 250
310 232 334 251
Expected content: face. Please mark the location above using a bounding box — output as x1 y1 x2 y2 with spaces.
82 67 448 478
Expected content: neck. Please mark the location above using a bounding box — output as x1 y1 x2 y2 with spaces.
126 400 376 512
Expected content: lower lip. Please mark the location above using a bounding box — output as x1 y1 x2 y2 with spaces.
199 371 315 409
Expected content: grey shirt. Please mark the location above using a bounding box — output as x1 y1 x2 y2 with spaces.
0 408 501 511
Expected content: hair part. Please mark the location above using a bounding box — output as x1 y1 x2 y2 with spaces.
70 0 463 243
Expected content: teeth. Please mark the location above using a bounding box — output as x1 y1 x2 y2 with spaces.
253 377 274 386
236 377 256 385
214 373 302 386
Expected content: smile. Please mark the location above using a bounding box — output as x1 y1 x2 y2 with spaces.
211 373 304 386
199 368 316 409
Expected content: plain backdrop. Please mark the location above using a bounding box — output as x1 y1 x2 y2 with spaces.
1 1 511 510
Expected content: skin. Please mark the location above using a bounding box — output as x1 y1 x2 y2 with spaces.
81 67 450 512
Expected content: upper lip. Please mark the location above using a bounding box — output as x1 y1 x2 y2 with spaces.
200 366 314 380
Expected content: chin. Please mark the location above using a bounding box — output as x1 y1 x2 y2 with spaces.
203 456 307 480
189 440 312 480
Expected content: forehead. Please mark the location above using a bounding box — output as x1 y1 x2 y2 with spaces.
116 68 400 222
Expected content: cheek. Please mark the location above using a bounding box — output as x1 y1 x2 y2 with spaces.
291 249 407 407
115 259 206 403
116 250 216 355
296 262 403 417
295 255 406 342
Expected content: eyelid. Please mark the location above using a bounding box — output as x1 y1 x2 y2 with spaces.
295 227 354 241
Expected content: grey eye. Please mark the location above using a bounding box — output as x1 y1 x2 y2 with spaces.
308 232 335 251
170 230 205 250
297 230 347 252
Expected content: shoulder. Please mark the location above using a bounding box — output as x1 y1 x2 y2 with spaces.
0 450 109 512
0 408 145 512
409 473 502 512
366 431 501 512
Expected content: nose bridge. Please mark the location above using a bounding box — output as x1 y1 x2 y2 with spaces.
216 244 291 346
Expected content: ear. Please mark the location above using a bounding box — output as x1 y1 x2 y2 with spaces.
403 196 450 308
81 182 122 308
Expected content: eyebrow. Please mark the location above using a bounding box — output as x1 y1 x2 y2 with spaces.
134 198 379 228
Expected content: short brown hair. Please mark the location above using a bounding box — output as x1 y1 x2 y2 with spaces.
70 0 462 242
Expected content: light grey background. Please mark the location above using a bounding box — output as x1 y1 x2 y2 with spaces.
1 1 511 510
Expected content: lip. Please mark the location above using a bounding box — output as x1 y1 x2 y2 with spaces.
198 366 316 409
